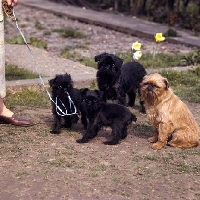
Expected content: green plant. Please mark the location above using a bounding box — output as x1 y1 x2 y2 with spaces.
35 20 45 30
78 56 97 68
181 49 200 66
5 35 24 44
5 64 39 80
116 51 182 69
164 28 177 37
5 89 50 109
161 68 200 103
53 28 86 38
61 47 79 60
43 31 51 35
6 36 48 49
29 37 47 49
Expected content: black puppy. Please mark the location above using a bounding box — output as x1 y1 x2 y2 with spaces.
95 52 146 113
49 73 81 134
76 88 137 145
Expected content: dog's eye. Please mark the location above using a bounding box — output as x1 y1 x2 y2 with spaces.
153 85 160 88
58 86 62 88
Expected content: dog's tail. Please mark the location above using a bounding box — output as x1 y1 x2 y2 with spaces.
131 113 137 122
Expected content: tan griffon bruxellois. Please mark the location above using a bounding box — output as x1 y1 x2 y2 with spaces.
141 73 200 150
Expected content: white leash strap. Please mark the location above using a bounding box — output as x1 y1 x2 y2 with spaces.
12 8 77 116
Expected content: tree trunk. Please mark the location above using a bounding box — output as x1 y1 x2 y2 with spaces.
114 0 118 11
176 0 180 12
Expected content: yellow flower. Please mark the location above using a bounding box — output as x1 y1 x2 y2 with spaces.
132 41 142 51
133 51 142 60
154 33 165 42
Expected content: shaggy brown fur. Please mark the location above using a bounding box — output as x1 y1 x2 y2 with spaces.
140 73 200 150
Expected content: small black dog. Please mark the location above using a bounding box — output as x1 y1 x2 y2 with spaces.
76 88 137 145
49 73 81 134
95 52 146 113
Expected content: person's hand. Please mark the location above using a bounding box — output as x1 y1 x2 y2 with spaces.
6 0 18 7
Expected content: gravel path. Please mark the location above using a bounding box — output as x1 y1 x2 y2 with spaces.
4 4 197 78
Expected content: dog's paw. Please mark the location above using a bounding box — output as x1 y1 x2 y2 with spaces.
50 130 60 134
103 140 118 145
152 142 165 150
139 107 146 114
76 138 89 143
128 101 135 107
148 136 158 143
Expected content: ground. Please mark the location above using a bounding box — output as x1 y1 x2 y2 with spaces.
0 102 200 199
0 4 200 200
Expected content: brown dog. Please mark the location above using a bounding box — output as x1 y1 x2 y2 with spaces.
140 73 200 150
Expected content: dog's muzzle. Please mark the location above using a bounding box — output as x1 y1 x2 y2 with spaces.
146 85 153 92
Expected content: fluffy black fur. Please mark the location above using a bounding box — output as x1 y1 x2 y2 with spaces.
49 73 81 134
77 88 137 145
95 52 147 113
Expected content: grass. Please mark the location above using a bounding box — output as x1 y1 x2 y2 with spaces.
60 47 187 70
5 88 50 109
53 28 86 38
5 64 39 81
130 150 200 175
61 47 97 68
5 35 25 44
161 67 200 103
6 36 47 49
116 51 184 69
29 37 47 49
61 47 80 60
78 56 97 68
35 20 45 30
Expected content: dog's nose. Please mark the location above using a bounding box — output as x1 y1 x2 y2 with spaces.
105 65 110 70
147 85 153 92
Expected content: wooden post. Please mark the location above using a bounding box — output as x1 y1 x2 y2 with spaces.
0 0 6 98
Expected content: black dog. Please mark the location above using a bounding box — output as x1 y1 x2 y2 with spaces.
76 88 137 145
49 73 81 134
95 52 146 113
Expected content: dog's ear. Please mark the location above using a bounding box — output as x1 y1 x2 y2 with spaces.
94 52 108 62
163 78 170 89
112 55 123 68
80 88 89 96
49 78 55 88
66 73 71 78
94 90 104 100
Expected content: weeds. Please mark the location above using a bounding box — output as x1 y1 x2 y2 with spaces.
43 31 51 36
78 56 97 68
29 37 47 49
161 67 200 103
6 64 38 80
181 49 200 66
117 51 183 69
6 36 47 49
164 28 177 37
5 35 24 44
61 47 97 68
15 171 29 179
5 89 50 109
53 28 86 38
35 20 45 30
61 47 79 60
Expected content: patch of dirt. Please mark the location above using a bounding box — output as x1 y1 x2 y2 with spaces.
1 4 200 200
0 101 200 199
